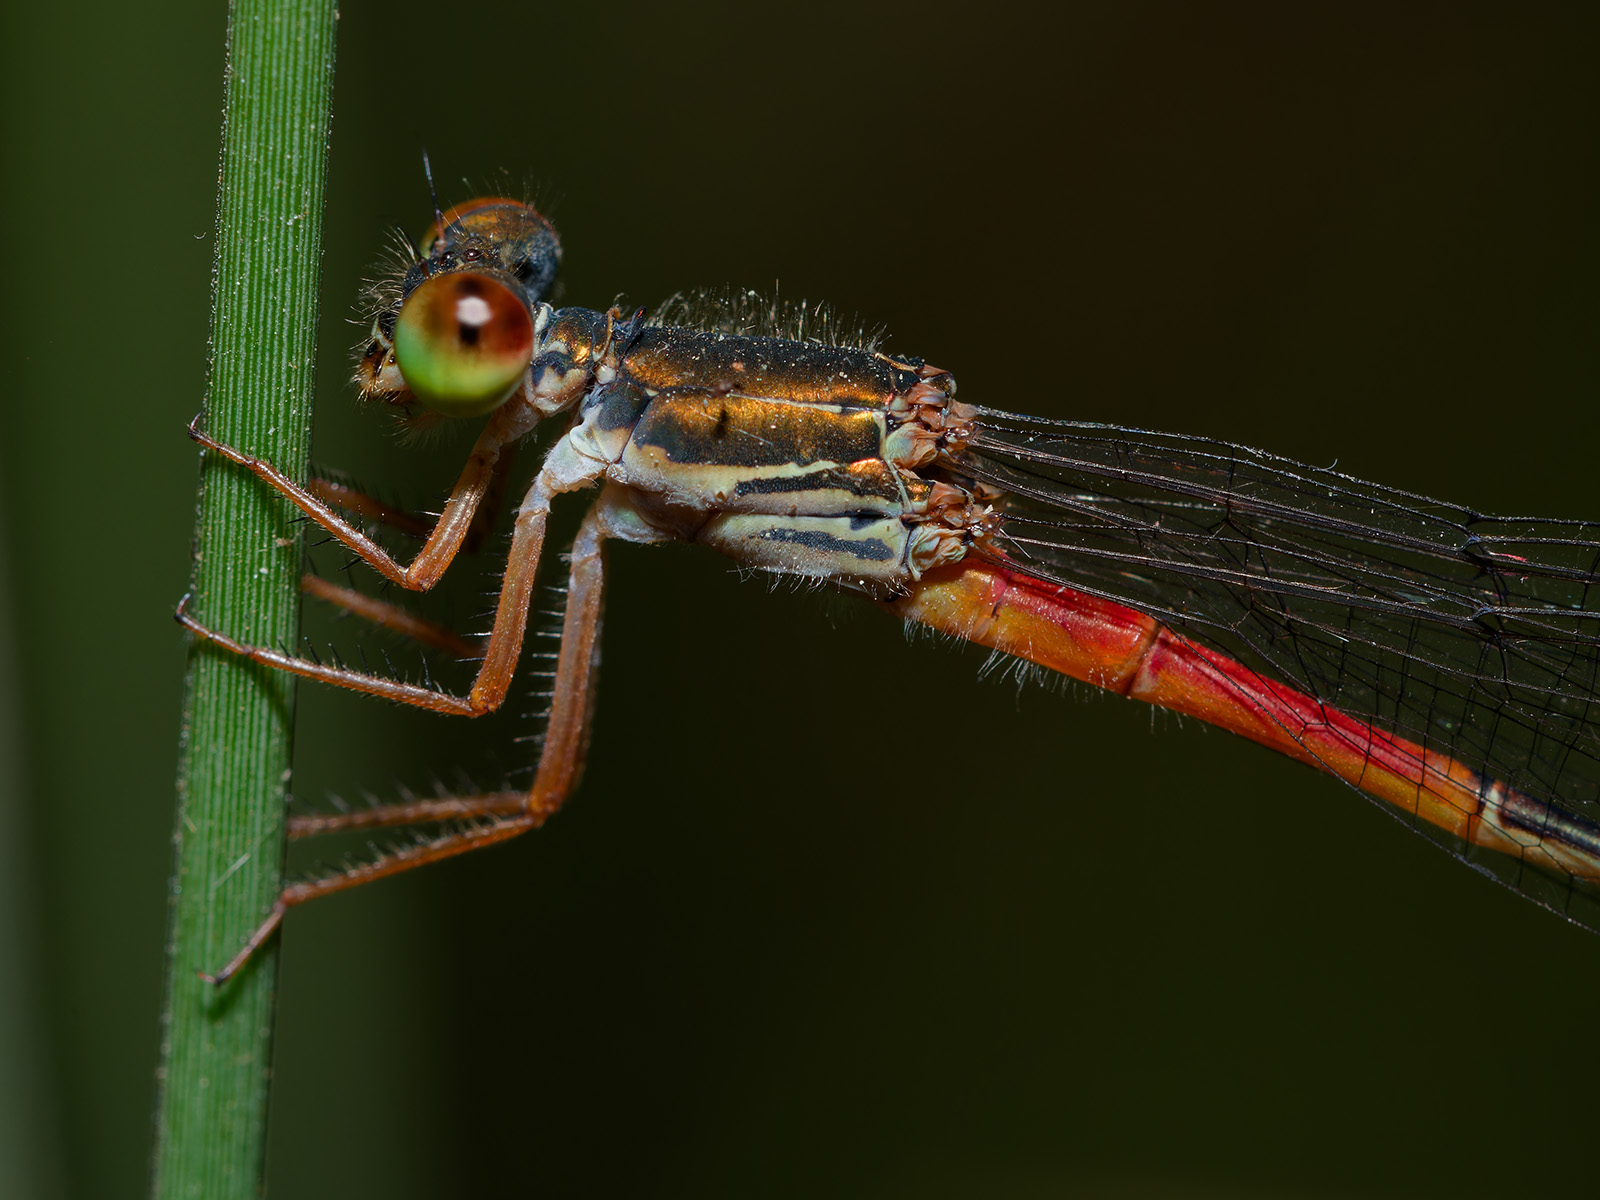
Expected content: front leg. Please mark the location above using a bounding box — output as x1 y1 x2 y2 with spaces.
188 400 538 592
178 440 607 716
304 438 518 552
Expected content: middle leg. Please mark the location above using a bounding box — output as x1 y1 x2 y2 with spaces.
283 488 642 839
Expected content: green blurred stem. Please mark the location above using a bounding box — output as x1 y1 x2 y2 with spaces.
152 1 336 1196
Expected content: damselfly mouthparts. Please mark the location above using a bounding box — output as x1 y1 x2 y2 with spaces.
180 195 1600 983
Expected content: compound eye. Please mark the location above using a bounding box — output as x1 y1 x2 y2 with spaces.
393 274 534 416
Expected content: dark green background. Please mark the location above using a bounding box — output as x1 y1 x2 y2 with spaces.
4 3 1599 1197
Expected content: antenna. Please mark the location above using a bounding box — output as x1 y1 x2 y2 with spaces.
421 147 445 236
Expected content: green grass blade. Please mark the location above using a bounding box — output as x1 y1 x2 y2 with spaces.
152 1 336 1196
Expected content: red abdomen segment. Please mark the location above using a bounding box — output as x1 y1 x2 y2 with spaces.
886 560 1600 888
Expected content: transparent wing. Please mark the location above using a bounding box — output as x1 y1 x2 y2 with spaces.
952 408 1600 925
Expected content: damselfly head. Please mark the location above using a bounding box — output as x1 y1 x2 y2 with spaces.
417 197 562 303
355 198 562 419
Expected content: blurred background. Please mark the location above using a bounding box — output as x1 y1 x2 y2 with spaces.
4 3 1600 1197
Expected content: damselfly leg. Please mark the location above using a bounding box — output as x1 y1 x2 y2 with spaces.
201 809 538 985
304 440 520 555
186 398 534 592
190 486 621 984
299 575 483 661
178 409 586 716
292 452 520 656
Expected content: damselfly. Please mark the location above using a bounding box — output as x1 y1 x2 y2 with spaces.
180 194 1600 983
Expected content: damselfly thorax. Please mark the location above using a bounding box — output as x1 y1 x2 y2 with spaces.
180 195 1600 983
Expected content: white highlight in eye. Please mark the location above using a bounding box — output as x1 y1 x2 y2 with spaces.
456 294 492 328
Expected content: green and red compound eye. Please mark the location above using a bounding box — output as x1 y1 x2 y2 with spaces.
392 273 534 416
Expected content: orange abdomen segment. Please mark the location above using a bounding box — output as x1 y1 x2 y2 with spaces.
887 560 1600 887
